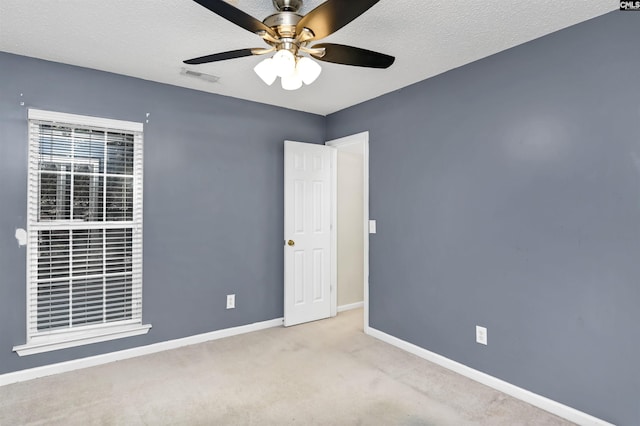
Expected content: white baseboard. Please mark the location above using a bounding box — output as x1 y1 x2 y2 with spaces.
366 327 614 426
0 317 284 387
337 301 364 312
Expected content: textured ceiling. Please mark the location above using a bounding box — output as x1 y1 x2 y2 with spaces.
0 0 616 115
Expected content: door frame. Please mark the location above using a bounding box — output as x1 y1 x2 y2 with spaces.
326 132 370 330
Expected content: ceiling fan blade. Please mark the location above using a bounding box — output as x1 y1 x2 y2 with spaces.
296 0 380 40
183 48 257 64
192 0 276 37
310 43 395 69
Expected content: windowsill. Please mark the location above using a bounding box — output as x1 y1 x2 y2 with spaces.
13 323 152 356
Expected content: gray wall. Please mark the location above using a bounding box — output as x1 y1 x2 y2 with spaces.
327 11 639 426
0 52 325 374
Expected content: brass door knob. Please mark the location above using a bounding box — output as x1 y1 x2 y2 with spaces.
287 240 295 246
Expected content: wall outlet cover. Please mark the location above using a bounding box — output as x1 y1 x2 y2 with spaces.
476 326 487 345
226 294 236 309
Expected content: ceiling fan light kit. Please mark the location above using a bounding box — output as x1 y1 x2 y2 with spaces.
184 0 395 90
254 52 322 90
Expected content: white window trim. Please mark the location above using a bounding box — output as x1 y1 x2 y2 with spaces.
13 324 152 356
28 109 143 132
14 109 150 356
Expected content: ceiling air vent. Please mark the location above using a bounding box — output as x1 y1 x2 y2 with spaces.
180 68 220 83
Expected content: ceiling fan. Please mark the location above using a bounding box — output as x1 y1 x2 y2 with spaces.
184 0 395 90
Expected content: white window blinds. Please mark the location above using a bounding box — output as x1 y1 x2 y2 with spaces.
15 109 150 355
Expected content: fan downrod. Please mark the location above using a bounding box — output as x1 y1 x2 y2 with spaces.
272 0 302 13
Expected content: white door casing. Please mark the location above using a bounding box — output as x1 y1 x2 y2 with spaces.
284 141 336 327
326 131 370 331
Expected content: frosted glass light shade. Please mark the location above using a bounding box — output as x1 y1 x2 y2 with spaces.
272 50 296 78
254 58 277 85
296 57 322 85
281 71 303 90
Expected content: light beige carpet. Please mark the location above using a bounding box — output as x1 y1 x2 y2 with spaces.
0 309 573 425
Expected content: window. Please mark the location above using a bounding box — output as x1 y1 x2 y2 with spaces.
13 110 151 356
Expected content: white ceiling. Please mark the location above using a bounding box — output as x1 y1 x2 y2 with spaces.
0 0 616 115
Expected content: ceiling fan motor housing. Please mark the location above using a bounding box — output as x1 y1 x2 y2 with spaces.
272 0 303 12
263 11 302 40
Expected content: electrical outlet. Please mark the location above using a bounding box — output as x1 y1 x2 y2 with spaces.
226 294 235 309
476 326 487 345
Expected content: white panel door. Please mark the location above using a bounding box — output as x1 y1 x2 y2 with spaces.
284 140 335 327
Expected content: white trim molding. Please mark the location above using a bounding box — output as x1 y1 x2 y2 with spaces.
28 108 143 132
2 317 283 387
337 301 364 312
13 324 152 356
366 327 614 426
326 131 370 330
